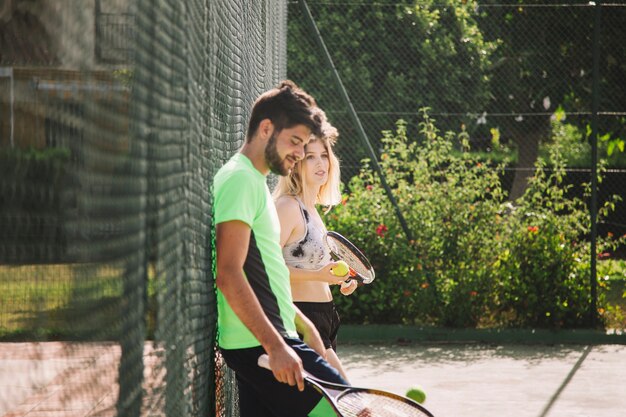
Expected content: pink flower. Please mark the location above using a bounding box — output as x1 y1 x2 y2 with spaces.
375 224 388 237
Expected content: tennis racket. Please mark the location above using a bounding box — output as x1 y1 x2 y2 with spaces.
326 231 375 284
257 354 434 417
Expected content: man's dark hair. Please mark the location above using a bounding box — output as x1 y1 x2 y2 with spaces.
246 80 323 142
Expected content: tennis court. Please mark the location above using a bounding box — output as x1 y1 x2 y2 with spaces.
2 340 625 417
3 1 626 416
0 342 164 417
342 342 626 417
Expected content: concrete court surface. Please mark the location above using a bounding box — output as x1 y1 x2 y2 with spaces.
340 342 626 417
0 342 164 417
1 341 625 417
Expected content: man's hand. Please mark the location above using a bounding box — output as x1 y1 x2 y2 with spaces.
266 344 306 392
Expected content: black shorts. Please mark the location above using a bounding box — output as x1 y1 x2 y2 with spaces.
220 338 348 417
294 301 340 350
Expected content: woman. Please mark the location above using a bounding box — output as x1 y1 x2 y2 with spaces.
274 121 357 381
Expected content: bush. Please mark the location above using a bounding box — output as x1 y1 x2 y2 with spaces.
327 111 624 328
493 137 624 328
539 119 626 169
0 147 71 263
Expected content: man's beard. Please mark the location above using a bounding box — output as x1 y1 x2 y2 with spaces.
265 132 292 176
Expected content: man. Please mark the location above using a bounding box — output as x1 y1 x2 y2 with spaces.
214 80 347 417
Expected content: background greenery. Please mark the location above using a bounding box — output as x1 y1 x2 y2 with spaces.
289 0 626 226
287 0 626 330
326 112 626 329
3 1 626 343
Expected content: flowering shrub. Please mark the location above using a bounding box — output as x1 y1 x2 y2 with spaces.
492 136 625 328
327 110 624 328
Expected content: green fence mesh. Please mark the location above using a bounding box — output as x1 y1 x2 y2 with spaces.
3 1 626 416
0 1 286 416
288 0 626 238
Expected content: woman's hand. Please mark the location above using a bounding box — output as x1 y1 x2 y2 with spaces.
340 279 358 295
318 262 348 285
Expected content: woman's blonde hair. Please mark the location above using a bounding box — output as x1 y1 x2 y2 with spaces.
273 120 341 208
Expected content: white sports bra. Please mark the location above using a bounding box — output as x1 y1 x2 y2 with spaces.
282 197 331 269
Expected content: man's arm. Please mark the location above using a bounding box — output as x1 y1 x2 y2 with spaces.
216 220 305 391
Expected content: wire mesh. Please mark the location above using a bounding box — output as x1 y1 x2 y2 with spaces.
0 0 286 416
2 0 626 415
287 0 626 238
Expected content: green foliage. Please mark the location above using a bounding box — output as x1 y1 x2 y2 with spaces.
0 146 71 182
327 112 624 328
477 2 626 150
291 1 493 112
493 139 622 328
539 120 626 168
113 68 134 87
288 0 495 174
0 146 70 213
1 147 71 263
597 260 626 330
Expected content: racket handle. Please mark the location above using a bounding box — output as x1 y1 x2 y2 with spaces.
258 354 314 379
258 354 271 370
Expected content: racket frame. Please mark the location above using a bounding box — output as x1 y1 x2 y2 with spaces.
257 354 434 417
325 231 375 284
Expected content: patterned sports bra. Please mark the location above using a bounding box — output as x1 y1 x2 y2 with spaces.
282 197 331 269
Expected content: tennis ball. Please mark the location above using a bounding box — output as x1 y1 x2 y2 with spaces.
332 260 350 277
406 386 426 404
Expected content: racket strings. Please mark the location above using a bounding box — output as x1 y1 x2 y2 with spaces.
336 391 430 417
330 241 373 280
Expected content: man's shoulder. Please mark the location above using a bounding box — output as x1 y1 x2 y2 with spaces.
215 156 258 187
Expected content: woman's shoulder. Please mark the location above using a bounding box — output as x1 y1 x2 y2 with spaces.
275 194 300 209
275 195 302 217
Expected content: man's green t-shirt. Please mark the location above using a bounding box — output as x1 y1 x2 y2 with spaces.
213 153 299 349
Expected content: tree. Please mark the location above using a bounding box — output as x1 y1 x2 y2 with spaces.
476 1 626 199
288 0 495 178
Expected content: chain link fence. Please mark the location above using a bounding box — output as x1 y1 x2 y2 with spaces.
288 0 626 241
1 0 286 416
2 1 626 416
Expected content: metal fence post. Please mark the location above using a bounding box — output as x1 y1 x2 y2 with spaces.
589 0 602 325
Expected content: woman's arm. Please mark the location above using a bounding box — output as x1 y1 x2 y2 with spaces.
287 263 344 285
275 196 303 248
293 305 326 357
